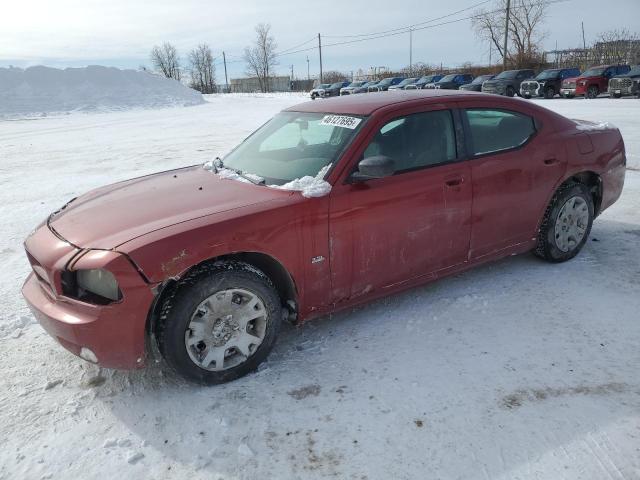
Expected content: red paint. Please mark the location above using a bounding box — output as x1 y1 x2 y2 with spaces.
22 90 626 369
573 65 625 97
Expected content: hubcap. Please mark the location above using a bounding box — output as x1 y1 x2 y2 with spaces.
554 196 589 253
185 288 267 371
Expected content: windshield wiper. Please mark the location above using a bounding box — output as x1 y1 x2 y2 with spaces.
212 157 265 185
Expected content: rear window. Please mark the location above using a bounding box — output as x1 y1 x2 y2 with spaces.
465 109 536 156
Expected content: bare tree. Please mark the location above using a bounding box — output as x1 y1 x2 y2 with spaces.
321 71 349 83
472 0 548 68
150 42 181 81
594 28 640 64
243 23 278 92
188 44 217 93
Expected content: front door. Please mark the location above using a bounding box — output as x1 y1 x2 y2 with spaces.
328 106 472 303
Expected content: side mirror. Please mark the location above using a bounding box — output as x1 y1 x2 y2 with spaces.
350 155 395 182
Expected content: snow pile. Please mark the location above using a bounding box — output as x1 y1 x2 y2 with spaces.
270 163 332 198
574 119 616 131
0 65 203 118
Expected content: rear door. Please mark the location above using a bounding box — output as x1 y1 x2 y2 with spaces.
461 104 566 259
328 105 472 302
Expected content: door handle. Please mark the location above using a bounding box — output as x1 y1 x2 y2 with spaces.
543 157 558 165
445 177 463 187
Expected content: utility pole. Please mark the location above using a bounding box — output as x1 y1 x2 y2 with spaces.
409 27 413 76
222 51 229 93
503 0 511 69
318 33 323 83
581 21 587 68
306 55 310 80
290 64 294 79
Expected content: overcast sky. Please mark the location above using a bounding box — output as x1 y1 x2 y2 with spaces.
1 0 639 80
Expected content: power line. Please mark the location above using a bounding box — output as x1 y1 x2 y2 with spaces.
322 0 492 39
272 0 568 58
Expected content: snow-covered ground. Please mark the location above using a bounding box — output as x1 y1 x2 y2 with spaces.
0 93 639 480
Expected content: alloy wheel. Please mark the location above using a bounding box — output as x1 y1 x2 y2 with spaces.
185 288 268 371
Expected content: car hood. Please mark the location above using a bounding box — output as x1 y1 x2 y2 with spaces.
48 165 288 250
613 73 640 79
483 79 509 86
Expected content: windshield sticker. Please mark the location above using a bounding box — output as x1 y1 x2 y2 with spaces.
320 115 362 129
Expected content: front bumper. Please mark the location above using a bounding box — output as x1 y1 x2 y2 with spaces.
561 88 576 97
22 226 155 370
608 83 637 96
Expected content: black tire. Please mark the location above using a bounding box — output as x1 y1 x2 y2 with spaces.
564 94 575 99
156 261 282 384
586 85 599 99
534 182 594 263
523 93 531 99
612 92 622 98
506 86 516 97
544 86 555 99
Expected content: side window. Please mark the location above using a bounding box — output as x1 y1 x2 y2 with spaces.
361 110 457 174
619 65 630 74
465 109 536 156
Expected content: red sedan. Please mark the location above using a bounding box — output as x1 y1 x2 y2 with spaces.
22 90 626 384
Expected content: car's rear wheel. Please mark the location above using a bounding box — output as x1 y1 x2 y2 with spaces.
506 86 516 97
534 182 594 262
586 85 599 99
157 262 282 384
544 86 555 99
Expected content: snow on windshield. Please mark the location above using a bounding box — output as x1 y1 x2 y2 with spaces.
269 163 332 198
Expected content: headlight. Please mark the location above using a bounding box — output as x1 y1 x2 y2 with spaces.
75 269 121 303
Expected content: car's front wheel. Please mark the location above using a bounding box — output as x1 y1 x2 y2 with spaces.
506 86 516 97
534 182 594 262
586 85 599 99
544 86 555 99
157 262 282 384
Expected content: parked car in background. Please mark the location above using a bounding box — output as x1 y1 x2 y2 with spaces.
520 68 581 99
426 73 474 90
368 77 405 92
310 83 331 100
481 69 535 96
574 65 631 98
608 65 640 98
388 77 419 91
404 74 444 89
340 81 369 95
22 90 626 384
459 74 495 92
322 81 351 98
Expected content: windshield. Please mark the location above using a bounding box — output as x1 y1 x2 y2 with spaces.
396 78 417 87
377 78 395 86
471 75 491 84
536 70 560 80
221 112 364 185
330 82 344 88
349 81 366 87
496 70 518 79
419 75 435 83
629 66 640 76
439 74 456 82
581 67 606 77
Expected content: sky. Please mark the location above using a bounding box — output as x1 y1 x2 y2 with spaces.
1 0 639 80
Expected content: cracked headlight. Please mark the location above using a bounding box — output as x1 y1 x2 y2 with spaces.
75 269 121 303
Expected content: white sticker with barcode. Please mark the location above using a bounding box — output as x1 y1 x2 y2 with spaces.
320 115 362 129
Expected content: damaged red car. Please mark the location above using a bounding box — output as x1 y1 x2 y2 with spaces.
22 90 626 384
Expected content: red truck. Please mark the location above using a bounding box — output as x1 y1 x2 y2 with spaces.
573 64 631 98
22 90 627 384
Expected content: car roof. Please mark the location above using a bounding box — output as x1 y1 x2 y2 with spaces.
286 89 482 115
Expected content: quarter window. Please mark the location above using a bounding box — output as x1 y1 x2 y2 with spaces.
465 109 536 156
362 110 457 174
